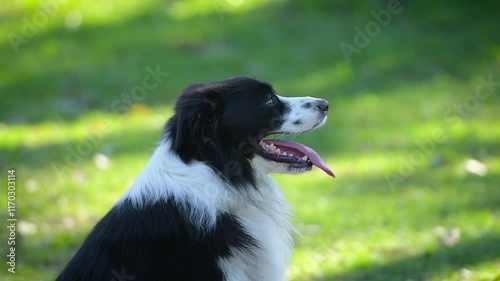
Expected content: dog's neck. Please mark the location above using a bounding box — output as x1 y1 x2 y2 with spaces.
117 138 294 280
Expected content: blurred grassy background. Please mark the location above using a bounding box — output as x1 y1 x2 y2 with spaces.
1 0 500 280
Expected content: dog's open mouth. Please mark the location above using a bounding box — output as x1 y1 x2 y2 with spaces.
257 139 335 178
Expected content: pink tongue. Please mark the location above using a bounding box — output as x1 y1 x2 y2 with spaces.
269 140 335 178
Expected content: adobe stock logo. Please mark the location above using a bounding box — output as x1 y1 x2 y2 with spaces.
51 65 169 182
339 0 411 63
385 74 499 188
110 267 135 281
8 0 69 54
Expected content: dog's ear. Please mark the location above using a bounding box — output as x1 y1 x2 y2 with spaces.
173 83 224 152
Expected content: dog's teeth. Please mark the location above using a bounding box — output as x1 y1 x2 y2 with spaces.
282 152 288 156
269 143 276 150
301 155 308 161
275 148 281 154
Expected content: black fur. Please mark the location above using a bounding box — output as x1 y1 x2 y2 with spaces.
164 77 285 188
56 199 256 281
56 77 287 281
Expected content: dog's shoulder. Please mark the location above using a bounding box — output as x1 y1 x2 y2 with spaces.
57 197 257 281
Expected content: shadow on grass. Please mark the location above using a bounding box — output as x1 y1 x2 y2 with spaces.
1 0 499 124
314 233 500 281
0 124 162 174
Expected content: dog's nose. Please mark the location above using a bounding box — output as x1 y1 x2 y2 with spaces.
315 100 329 112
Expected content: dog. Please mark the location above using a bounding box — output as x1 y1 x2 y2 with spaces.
56 77 334 281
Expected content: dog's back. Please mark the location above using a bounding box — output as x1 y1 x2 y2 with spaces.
57 200 253 280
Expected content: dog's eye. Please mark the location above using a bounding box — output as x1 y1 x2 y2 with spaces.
266 98 274 105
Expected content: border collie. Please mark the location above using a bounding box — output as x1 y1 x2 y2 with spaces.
56 77 334 281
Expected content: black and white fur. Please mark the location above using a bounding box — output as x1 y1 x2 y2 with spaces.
56 77 329 281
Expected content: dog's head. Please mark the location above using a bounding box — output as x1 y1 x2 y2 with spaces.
165 77 334 187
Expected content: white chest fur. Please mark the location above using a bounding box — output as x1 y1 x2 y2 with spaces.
120 143 294 281
218 173 294 281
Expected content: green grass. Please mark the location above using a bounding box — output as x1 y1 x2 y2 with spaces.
1 0 500 280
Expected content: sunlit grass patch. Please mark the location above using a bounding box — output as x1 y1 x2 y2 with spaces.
167 0 285 20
